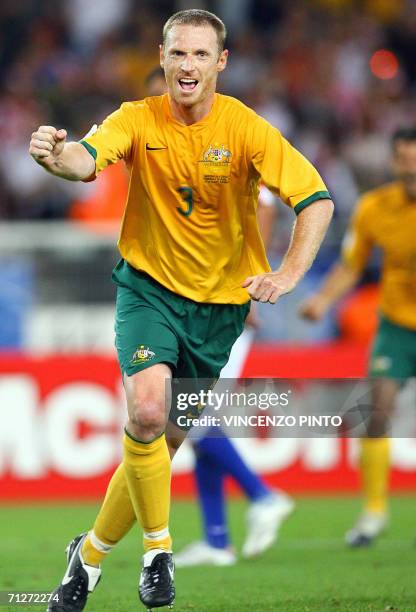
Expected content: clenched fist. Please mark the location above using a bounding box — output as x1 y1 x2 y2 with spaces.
242 272 296 304
29 126 67 166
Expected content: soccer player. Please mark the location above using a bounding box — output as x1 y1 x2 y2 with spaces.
300 127 416 547
29 9 333 610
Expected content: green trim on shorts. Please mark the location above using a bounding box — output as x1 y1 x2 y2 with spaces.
294 190 331 215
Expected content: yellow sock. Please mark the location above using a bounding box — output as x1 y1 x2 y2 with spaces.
82 463 137 565
92 463 136 544
123 431 172 552
81 533 110 567
360 437 391 514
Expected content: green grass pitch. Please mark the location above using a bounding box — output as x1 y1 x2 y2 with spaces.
0 496 415 611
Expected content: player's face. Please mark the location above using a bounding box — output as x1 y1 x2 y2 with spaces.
160 25 228 108
392 140 416 199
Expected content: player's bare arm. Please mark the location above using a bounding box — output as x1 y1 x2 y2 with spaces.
29 126 95 181
299 260 361 321
243 199 334 303
244 190 278 326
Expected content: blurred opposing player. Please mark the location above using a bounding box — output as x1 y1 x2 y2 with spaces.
29 9 333 611
145 67 294 567
300 127 416 547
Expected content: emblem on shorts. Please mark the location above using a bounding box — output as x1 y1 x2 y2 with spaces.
131 345 156 364
371 356 392 372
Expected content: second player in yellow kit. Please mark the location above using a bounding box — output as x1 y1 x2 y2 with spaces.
343 180 416 331
301 127 416 549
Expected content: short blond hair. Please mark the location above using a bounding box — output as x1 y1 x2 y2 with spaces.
163 9 227 54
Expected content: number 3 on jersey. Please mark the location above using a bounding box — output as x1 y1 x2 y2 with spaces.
177 187 193 217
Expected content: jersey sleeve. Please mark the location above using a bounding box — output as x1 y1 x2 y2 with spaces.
341 196 374 272
79 102 137 177
250 117 331 214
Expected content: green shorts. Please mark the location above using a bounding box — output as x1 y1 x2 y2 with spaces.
112 260 250 427
369 315 416 380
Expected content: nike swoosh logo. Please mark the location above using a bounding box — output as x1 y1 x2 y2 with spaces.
62 575 74 585
146 144 167 150
168 567 174 581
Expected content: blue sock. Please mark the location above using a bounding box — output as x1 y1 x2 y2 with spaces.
196 430 270 503
194 447 229 549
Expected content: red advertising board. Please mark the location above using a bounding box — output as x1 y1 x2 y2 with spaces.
0 345 415 501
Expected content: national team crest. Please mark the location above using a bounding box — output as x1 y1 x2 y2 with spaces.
131 345 156 364
202 144 232 164
199 143 233 184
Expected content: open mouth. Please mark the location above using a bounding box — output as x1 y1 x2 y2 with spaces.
178 78 199 92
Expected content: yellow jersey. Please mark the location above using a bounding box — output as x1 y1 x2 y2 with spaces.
342 181 416 329
81 93 330 304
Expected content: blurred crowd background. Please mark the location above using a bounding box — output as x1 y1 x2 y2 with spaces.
1 0 416 220
0 0 415 346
